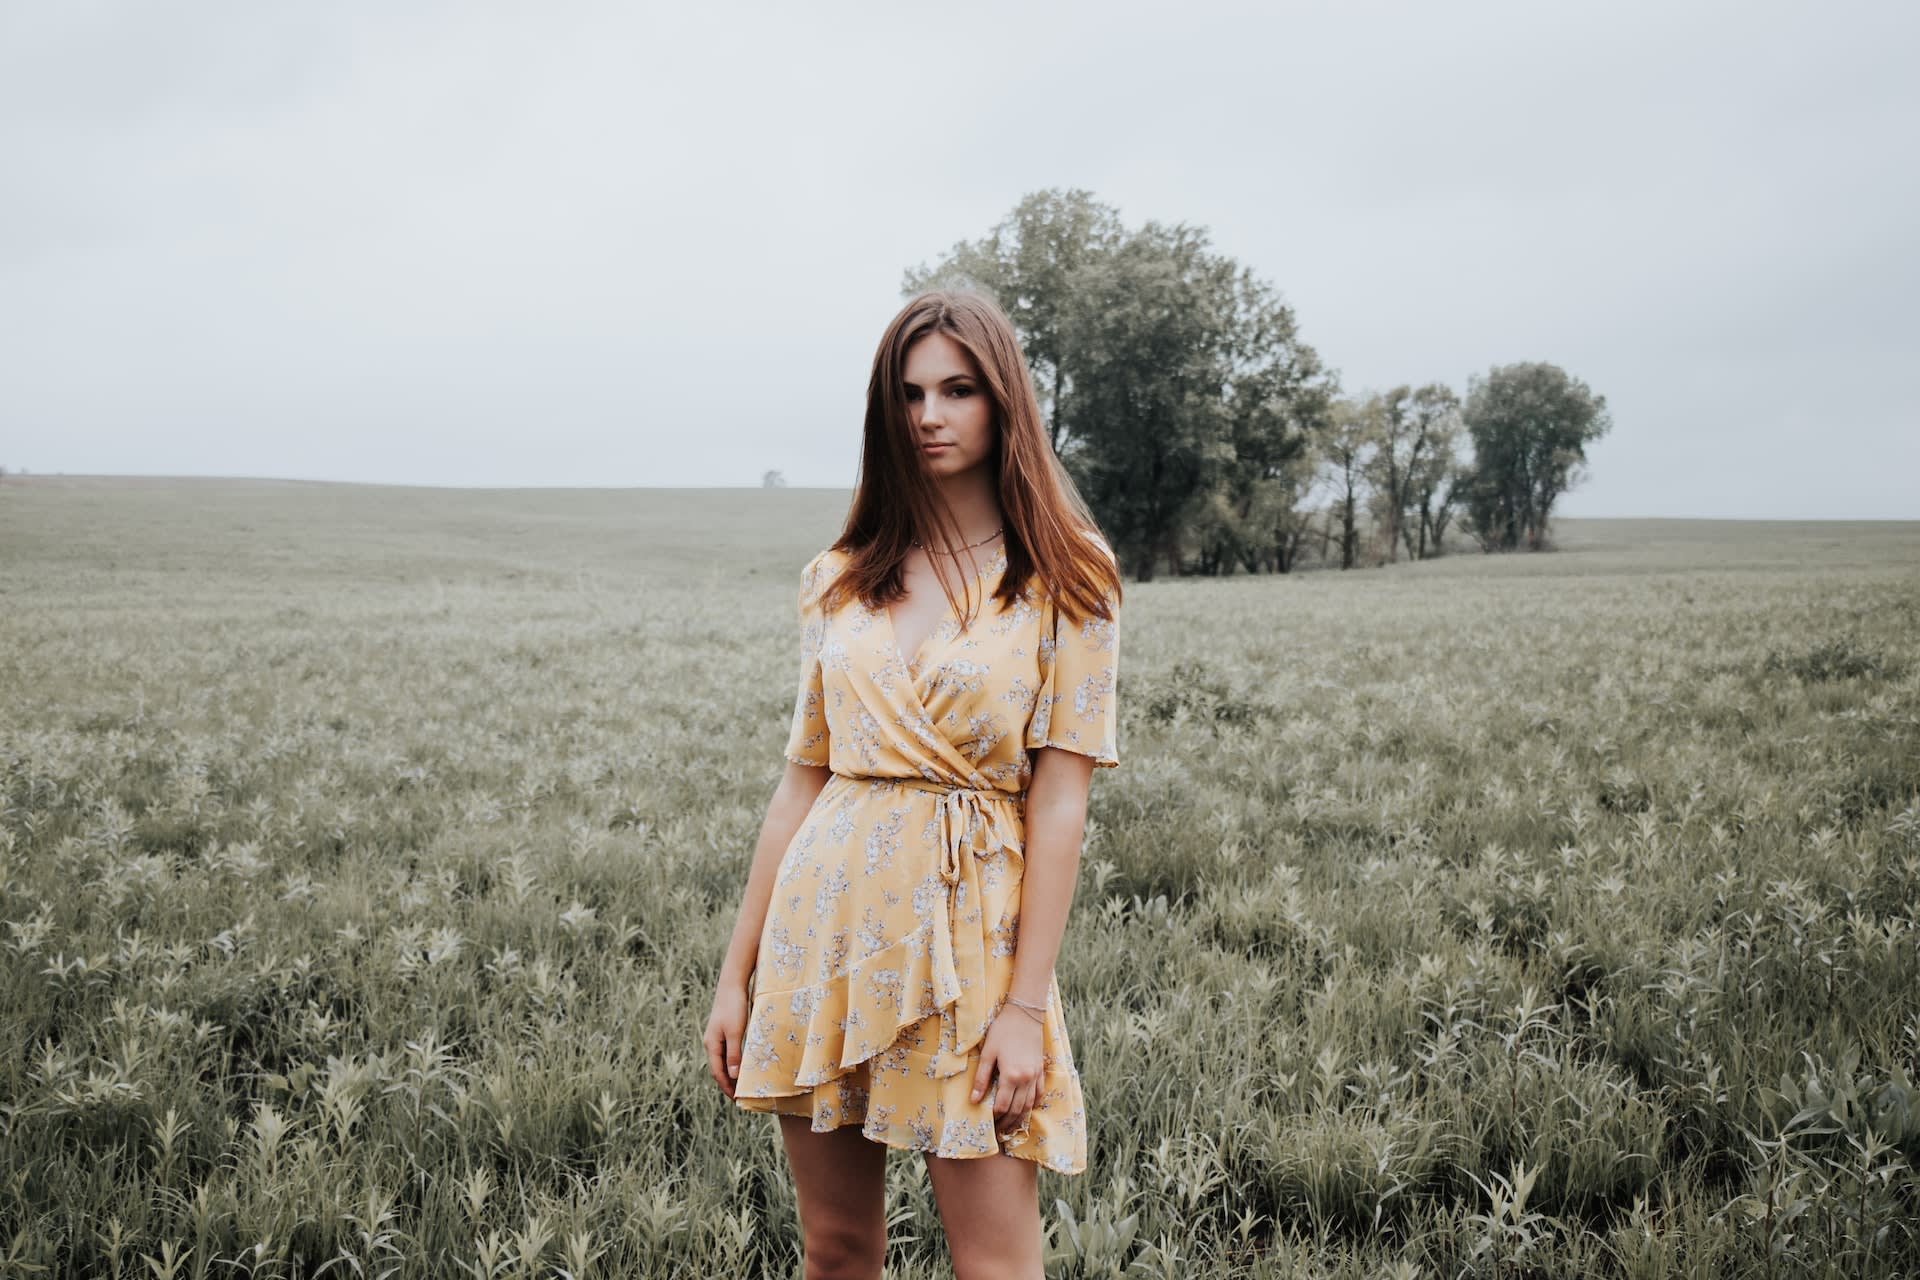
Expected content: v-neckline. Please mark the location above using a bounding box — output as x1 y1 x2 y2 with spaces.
884 547 1006 676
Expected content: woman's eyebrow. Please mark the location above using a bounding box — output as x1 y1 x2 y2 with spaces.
902 373 976 387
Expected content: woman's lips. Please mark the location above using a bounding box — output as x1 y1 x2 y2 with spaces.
922 443 953 452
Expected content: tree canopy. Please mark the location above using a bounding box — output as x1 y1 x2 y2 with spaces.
907 190 1333 579
1459 363 1612 551
905 191 1609 573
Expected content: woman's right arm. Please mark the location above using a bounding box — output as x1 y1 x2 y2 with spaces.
702 759 832 1096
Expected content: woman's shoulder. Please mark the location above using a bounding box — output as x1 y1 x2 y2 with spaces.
798 545 851 604
1078 528 1117 568
802 544 850 574
1067 528 1120 596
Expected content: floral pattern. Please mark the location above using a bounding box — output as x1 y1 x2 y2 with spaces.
732 539 1121 1174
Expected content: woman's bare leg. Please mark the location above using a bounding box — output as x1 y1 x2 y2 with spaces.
777 1116 888 1280
923 1151 1042 1279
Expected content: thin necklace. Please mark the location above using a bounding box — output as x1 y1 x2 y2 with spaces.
911 525 1003 556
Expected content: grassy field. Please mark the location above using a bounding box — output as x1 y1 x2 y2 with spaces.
2 477 1917 1278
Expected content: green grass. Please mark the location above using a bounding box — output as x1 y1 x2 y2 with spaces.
2 477 1918 1277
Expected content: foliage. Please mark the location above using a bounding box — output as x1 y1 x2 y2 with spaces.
1395 384 1467 562
3 481 1919 1277
909 194 1615 575
1762 635 1900 683
1460 362 1612 552
907 189 1334 581
1136 660 1270 732
1323 398 1374 570
905 189 1126 456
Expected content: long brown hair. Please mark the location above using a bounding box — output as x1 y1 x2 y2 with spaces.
818 290 1121 627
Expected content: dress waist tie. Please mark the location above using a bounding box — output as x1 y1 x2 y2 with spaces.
862 775 1025 1068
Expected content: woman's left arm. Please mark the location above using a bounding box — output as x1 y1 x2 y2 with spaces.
968 745 1095 1123
1006 745 1096 1006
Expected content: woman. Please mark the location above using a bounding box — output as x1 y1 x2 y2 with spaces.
702 289 1122 1278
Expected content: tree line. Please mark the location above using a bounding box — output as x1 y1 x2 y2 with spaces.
906 189 1612 580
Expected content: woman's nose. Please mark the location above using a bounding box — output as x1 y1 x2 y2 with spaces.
919 394 945 426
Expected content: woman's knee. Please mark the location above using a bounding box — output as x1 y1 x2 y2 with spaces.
800 1214 885 1279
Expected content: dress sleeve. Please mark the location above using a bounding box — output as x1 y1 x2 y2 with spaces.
781 552 831 767
1024 540 1121 769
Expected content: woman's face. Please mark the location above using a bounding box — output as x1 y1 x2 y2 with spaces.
901 331 994 481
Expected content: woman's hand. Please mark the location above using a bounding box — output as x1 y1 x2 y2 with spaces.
703 979 749 1098
971 1004 1046 1137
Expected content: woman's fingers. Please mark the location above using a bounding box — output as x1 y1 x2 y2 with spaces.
719 1028 740 1097
970 1050 997 1104
703 1025 730 1094
992 1074 1035 1120
704 983 749 1098
703 1017 742 1097
994 1081 1036 1133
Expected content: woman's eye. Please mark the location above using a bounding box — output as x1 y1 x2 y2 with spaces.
904 388 922 401
952 386 973 397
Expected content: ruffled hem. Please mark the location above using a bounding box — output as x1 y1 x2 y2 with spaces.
734 1041 1088 1174
736 921 979 1086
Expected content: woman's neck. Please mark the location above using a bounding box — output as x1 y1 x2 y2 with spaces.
926 469 1003 549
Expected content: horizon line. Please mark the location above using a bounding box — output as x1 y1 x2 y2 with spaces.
1 473 1912 524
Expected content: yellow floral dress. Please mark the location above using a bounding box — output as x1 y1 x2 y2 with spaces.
732 539 1120 1175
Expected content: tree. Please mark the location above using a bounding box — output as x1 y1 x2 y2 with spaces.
1324 396 1377 570
761 469 787 488
1460 362 1611 551
1364 386 1416 562
1185 484 1244 577
1413 455 1466 560
1055 221 1240 580
1403 384 1465 559
1212 270 1334 574
903 189 1125 453
906 189 1331 578
1249 450 1325 573
1362 382 1466 562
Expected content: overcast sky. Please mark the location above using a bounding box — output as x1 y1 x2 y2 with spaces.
3 1 1915 518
